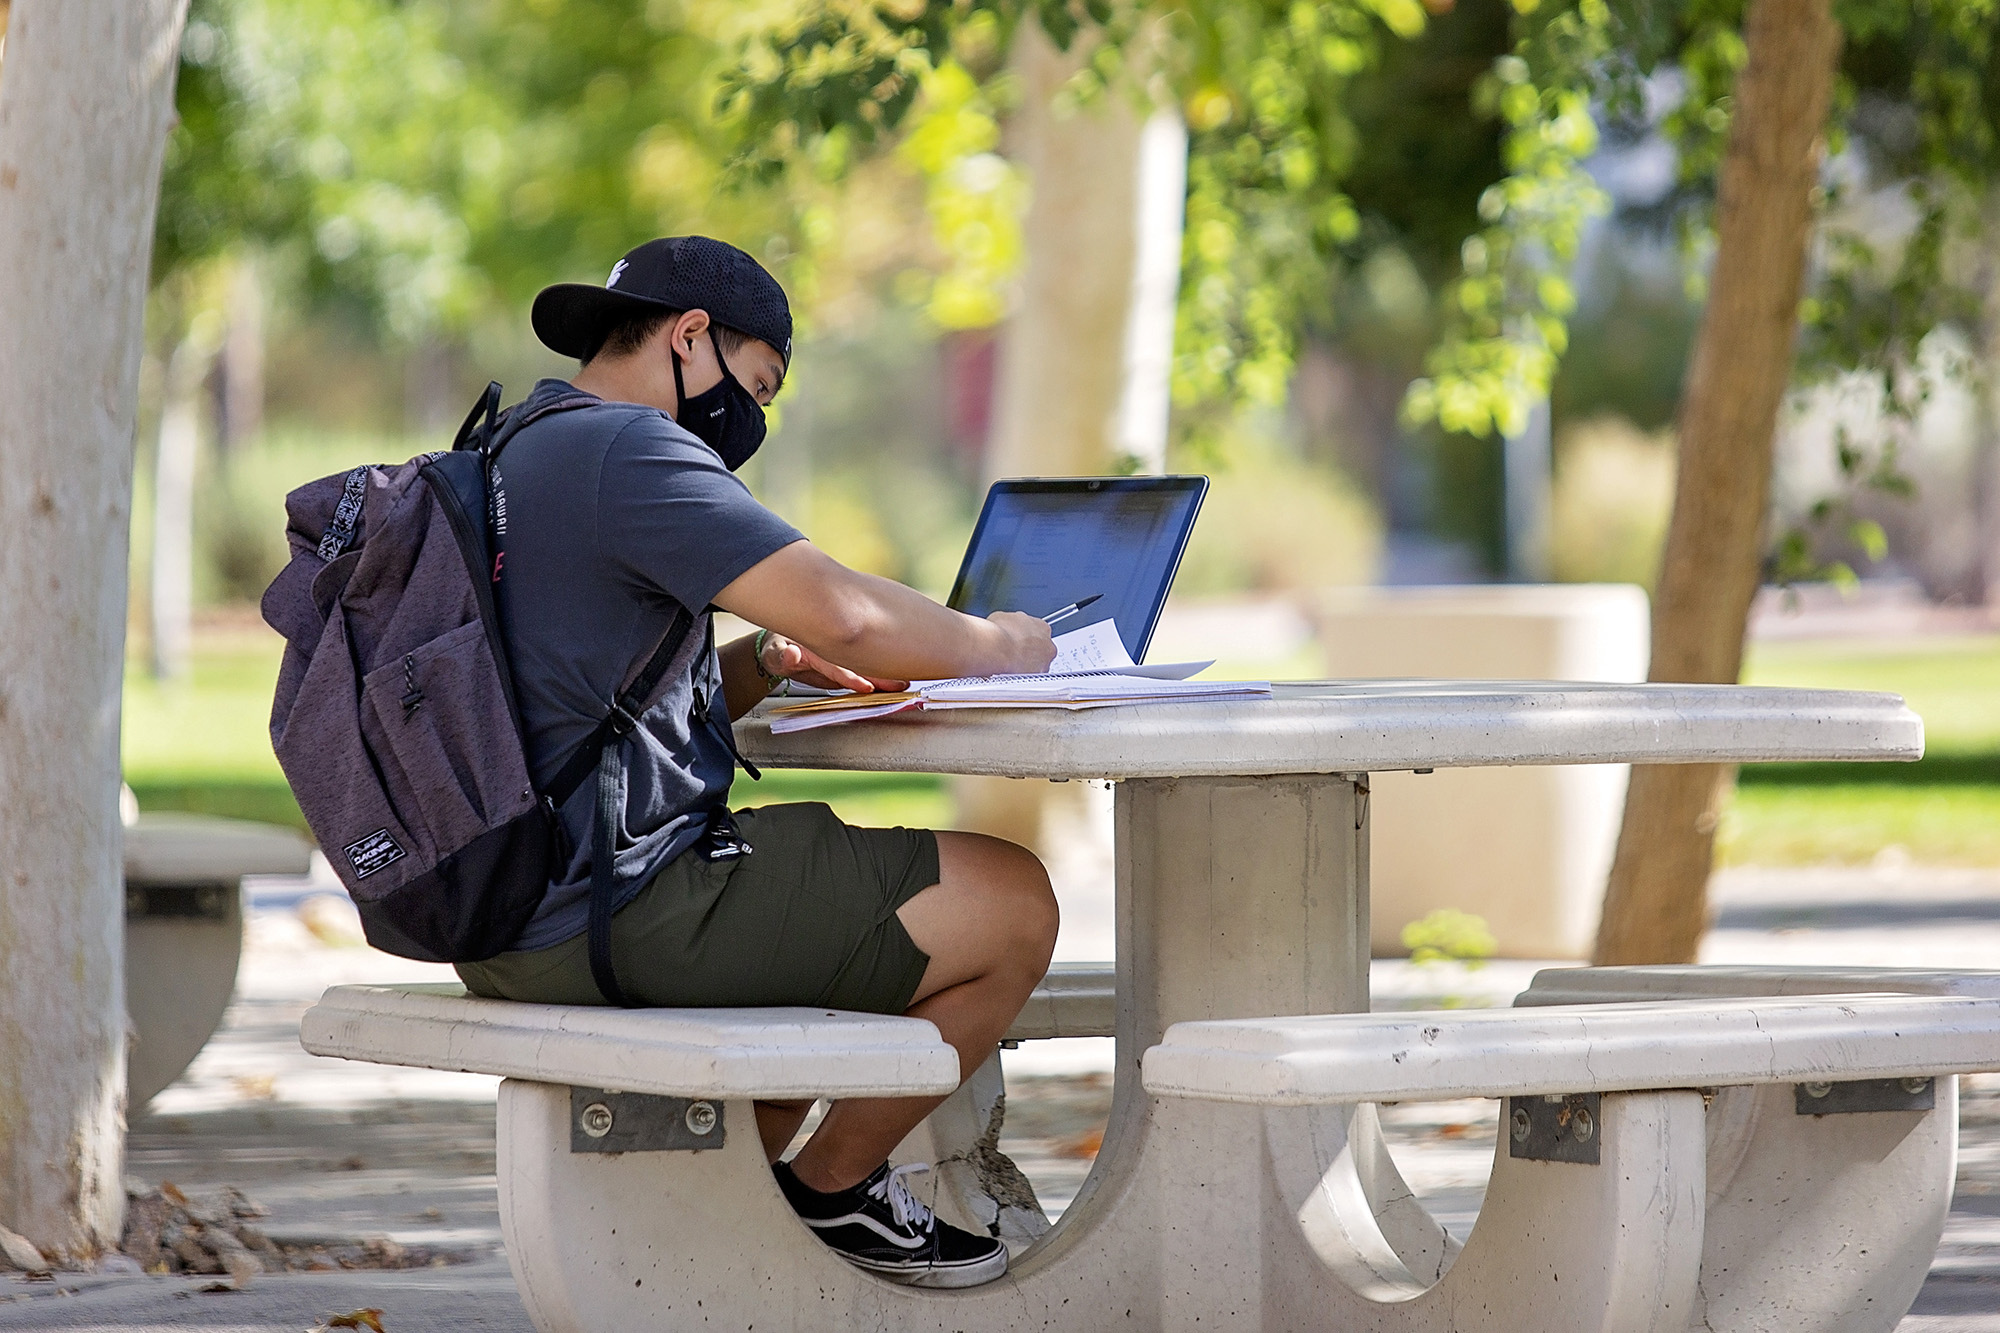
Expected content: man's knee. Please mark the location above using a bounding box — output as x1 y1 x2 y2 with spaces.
1000 845 1059 964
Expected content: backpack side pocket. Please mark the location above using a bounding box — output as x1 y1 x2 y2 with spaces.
361 619 528 855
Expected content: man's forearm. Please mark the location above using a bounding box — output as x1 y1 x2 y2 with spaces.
717 541 1041 682
805 572 1012 680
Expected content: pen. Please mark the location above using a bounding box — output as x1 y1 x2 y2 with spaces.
1041 593 1103 626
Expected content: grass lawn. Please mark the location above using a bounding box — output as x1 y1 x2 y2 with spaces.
1725 635 2000 867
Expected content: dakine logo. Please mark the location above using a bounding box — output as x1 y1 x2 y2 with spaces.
607 259 629 288
344 829 407 879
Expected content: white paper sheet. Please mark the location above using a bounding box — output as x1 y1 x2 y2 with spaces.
1047 618 1134 674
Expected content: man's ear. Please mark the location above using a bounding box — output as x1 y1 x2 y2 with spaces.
668 308 711 363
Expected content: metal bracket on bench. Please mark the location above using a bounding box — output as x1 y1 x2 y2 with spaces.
569 1086 726 1153
1794 1077 1936 1116
1507 1092 1601 1164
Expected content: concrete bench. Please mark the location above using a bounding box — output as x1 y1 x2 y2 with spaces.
1509 966 2000 1332
124 812 312 1106
1003 962 1113 1041
302 980 2000 1333
302 973 1107 1252
301 982 962 1101
1143 992 2000 1333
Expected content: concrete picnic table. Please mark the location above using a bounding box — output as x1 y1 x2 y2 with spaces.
124 812 312 1106
309 679 1999 1333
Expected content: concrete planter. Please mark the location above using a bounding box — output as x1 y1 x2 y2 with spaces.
1311 584 1650 959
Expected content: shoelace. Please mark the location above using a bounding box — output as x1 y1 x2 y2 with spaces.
867 1163 935 1234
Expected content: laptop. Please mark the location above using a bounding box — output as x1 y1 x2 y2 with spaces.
945 476 1208 665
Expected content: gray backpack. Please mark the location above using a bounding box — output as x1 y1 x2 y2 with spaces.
260 385 694 1003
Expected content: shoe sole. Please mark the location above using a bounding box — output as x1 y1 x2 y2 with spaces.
841 1246 1009 1289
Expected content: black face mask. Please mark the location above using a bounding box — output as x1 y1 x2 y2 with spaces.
672 328 768 471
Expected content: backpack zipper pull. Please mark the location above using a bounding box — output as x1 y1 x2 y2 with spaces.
400 654 424 718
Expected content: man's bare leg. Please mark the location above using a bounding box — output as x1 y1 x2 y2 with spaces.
755 1100 816 1161
781 831 1057 1192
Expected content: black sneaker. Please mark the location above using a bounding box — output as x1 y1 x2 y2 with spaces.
774 1159 1008 1288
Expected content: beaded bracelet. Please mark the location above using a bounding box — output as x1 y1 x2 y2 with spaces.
752 628 785 689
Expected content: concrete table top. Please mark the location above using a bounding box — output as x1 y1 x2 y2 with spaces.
124 812 313 882
736 679 1923 779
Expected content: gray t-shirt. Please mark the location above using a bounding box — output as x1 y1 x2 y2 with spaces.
492 379 802 952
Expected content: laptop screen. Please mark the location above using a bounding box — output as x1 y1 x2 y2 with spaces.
945 477 1208 664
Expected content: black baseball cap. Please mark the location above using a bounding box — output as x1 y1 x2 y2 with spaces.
531 236 793 366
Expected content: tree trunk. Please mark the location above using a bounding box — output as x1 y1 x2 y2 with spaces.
151 335 215 680
983 21 1184 484
216 257 265 455
0 0 189 1261
1593 0 1842 965
961 20 1186 851
1973 194 2000 607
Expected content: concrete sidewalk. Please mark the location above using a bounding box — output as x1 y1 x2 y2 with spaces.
4 865 2000 1330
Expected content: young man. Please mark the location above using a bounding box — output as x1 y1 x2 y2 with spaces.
453 236 1059 1289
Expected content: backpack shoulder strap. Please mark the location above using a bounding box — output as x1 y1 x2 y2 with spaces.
541 604 697 811
544 604 700 1010
451 382 504 453
451 380 601 465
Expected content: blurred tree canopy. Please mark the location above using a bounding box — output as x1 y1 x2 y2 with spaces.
1414 0 1999 442
722 0 1997 443
156 0 809 345
154 0 1997 466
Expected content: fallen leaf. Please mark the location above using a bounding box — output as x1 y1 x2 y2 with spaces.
1057 1128 1104 1160
326 1309 385 1331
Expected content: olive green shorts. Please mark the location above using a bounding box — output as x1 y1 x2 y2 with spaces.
455 803 939 1013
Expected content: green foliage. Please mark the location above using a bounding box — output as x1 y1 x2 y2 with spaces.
1810 0 2000 394
722 0 1445 415
1169 1 1405 409
1400 908 1498 966
158 0 806 343
892 60 1027 328
160 0 506 337
1403 0 1996 592
1403 2 1618 439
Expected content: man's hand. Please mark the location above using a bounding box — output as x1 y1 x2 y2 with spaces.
987 611 1057 675
759 633 908 694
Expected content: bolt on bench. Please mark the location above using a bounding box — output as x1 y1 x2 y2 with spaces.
302 680 1998 1332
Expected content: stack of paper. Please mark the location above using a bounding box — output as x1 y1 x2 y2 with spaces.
766 619 1272 734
